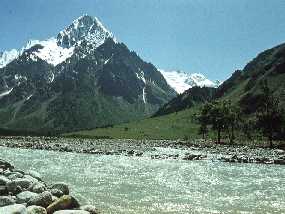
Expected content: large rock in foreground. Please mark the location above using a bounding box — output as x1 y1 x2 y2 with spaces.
0 159 98 213
51 183 69 195
53 210 90 214
27 205 47 214
46 195 79 214
17 191 39 203
27 191 53 208
0 204 27 213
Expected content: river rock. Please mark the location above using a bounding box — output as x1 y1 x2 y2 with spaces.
7 171 24 180
23 175 40 184
51 189 64 197
46 195 80 214
274 149 285 155
182 154 205 160
27 191 53 208
29 182 46 193
0 196 15 207
0 204 27 213
26 170 43 181
7 178 33 193
51 183 69 195
27 205 47 214
80 205 99 214
17 191 39 203
53 210 90 214
274 159 285 165
0 159 14 170
0 175 11 185
52 195 59 203
0 185 8 195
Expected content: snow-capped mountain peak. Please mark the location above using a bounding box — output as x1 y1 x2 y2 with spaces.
57 15 116 49
159 69 220 94
0 15 116 68
0 49 20 68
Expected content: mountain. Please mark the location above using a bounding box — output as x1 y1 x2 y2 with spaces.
0 15 176 133
215 42 285 114
159 69 220 94
153 86 216 117
154 42 285 118
65 41 285 141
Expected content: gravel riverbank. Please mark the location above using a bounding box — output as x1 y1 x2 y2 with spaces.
0 137 284 165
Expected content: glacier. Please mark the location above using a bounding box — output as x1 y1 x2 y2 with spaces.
159 69 220 94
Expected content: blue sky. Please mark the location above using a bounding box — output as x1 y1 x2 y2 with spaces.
1 0 285 80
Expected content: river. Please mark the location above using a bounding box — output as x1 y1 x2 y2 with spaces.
0 146 284 214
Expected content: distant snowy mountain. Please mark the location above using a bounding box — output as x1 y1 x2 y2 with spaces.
159 69 220 93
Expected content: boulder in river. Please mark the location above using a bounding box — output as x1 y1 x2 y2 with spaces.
46 195 80 214
7 178 33 191
6 171 24 180
27 205 47 214
51 182 69 195
0 196 15 207
274 159 285 165
27 191 53 208
0 175 11 185
0 159 14 171
26 170 43 181
17 191 39 203
29 182 46 193
0 204 27 213
23 175 40 184
53 210 90 214
50 188 64 198
80 205 99 214
0 185 8 195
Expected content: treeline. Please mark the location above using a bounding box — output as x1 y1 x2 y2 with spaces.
197 81 285 147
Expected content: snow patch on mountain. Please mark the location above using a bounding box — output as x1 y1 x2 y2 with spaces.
0 87 14 98
33 38 74 66
159 69 220 94
0 49 20 68
0 39 74 67
136 68 147 103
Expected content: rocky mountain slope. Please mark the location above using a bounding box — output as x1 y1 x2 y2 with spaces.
154 41 285 118
216 42 285 113
0 15 176 133
153 86 216 117
159 69 220 94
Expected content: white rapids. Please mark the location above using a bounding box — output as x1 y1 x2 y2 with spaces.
0 146 284 214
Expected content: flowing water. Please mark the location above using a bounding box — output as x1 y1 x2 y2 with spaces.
0 146 284 214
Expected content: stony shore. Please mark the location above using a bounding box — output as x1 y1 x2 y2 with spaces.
0 137 284 165
0 158 98 214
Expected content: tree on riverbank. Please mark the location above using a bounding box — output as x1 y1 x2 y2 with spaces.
256 81 284 148
227 101 242 143
197 100 241 144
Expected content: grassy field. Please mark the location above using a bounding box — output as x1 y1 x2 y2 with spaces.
64 107 202 140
